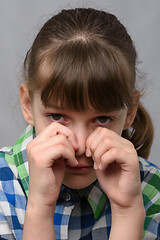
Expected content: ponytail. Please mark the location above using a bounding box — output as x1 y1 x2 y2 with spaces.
123 103 154 159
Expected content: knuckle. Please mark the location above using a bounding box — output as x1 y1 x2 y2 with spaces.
58 143 66 153
27 142 39 162
125 140 136 153
51 121 60 127
50 122 63 134
59 134 67 142
104 137 112 146
124 139 134 148
89 145 96 154
110 147 118 156
98 127 109 135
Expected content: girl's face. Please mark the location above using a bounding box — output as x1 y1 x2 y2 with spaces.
20 86 137 189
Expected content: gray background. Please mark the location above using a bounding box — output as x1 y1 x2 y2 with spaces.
0 0 160 167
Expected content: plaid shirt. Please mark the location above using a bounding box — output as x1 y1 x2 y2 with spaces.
0 125 160 240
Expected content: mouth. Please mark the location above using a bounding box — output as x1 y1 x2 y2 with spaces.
65 164 93 174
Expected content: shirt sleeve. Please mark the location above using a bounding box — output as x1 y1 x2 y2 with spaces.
0 154 26 240
0 207 15 240
140 158 160 239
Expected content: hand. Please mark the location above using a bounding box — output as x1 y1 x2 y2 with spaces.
26 122 78 209
86 127 142 210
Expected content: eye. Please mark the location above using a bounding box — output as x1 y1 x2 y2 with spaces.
94 116 113 125
48 113 65 122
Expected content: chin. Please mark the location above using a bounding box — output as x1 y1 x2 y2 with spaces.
63 172 97 189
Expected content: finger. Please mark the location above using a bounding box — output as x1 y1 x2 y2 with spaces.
27 135 78 167
87 127 132 150
92 140 115 169
86 127 134 164
93 139 133 168
30 142 78 168
32 122 79 150
86 127 116 156
34 134 75 154
97 147 138 171
48 143 78 167
86 128 120 165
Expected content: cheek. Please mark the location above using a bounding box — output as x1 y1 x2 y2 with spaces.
109 119 127 135
34 116 51 136
110 126 123 135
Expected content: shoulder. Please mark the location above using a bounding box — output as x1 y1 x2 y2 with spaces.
139 156 160 184
139 157 160 239
139 157 160 202
0 146 27 239
0 146 18 179
0 146 27 203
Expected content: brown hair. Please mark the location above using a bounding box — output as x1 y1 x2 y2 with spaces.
23 8 154 158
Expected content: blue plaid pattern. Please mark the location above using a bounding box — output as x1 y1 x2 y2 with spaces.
0 153 27 240
0 126 160 239
53 182 111 239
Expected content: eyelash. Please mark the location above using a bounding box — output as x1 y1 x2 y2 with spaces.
47 113 113 126
47 113 66 122
93 116 113 126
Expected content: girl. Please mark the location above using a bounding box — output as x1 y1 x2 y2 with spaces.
0 8 159 240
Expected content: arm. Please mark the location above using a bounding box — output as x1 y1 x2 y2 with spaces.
23 203 56 240
86 127 145 239
22 123 78 240
109 200 145 240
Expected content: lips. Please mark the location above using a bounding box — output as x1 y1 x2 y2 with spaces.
75 164 93 168
65 164 93 174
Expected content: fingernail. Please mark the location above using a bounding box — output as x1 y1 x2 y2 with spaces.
74 159 79 165
98 163 102 170
94 162 98 170
74 142 79 150
76 143 79 149
92 154 95 161
86 148 92 157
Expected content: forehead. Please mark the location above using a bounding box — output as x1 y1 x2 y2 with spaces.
33 38 134 112
33 92 125 117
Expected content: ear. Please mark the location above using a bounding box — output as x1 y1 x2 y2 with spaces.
123 105 138 130
123 91 139 130
19 83 34 126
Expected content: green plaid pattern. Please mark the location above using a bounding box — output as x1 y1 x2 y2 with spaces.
13 125 35 197
88 188 108 219
0 125 160 239
3 125 107 217
140 161 160 238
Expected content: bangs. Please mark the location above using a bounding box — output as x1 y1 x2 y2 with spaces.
34 39 135 112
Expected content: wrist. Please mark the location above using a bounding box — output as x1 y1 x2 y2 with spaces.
110 198 145 240
23 201 55 240
111 204 145 223
26 198 56 218
110 192 145 215
110 210 145 240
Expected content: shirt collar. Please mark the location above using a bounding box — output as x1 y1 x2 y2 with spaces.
59 181 108 219
12 125 108 219
13 125 36 197
87 180 108 219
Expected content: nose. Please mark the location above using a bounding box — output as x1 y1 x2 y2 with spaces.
73 125 89 156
